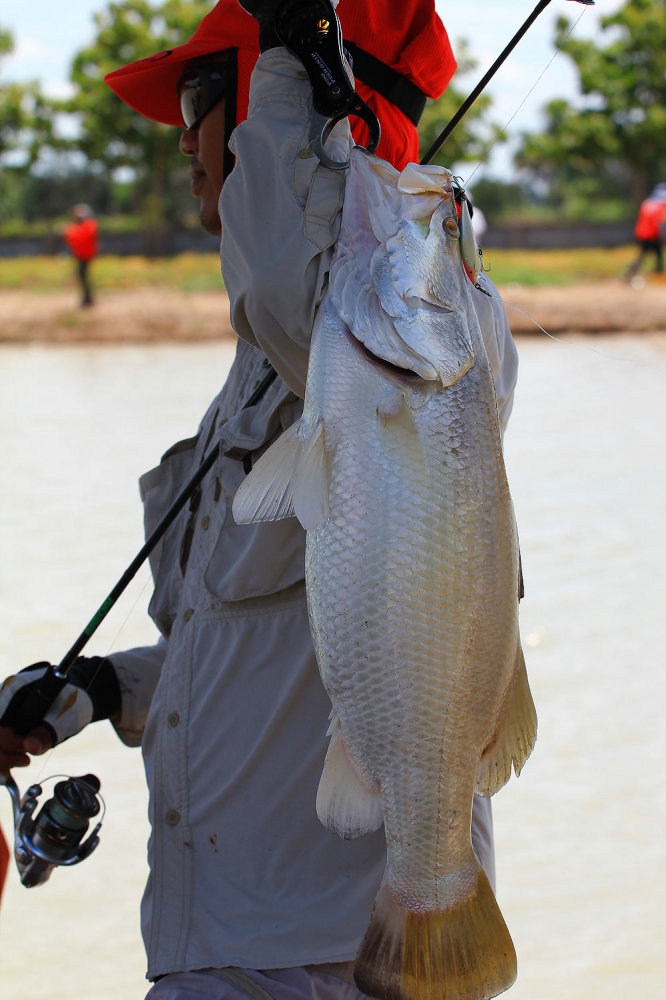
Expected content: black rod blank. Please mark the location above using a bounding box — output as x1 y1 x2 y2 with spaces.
6 366 278 737
420 0 594 166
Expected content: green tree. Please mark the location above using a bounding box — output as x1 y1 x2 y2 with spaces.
68 0 213 240
418 40 503 170
0 27 59 223
516 0 666 211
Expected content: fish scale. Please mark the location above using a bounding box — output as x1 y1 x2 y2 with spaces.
234 150 537 1000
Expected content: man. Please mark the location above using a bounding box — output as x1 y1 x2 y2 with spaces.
63 202 99 307
0 2 518 998
627 182 666 278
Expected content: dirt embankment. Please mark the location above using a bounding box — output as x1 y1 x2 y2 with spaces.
1 280 665 343
0 288 234 343
499 279 666 335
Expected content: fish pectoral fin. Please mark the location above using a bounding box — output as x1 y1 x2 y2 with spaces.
316 712 383 840
232 418 329 531
476 644 538 797
232 419 303 525
291 419 329 531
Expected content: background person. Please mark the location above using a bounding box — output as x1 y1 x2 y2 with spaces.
0 2 519 998
63 202 99 306
626 183 666 278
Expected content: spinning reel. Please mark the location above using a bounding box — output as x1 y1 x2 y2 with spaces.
1 771 103 888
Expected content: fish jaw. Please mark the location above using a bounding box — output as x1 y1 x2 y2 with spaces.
330 150 476 386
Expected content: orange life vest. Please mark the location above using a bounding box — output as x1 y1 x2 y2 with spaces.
64 218 99 261
634 199 666 241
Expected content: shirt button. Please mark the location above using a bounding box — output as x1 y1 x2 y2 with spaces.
183 608 194 622
297 147 314 159
167 712 180 728
166 810 180 826
200 515 210 530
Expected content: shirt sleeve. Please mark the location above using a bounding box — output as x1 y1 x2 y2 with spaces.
221 49 518 428
221 48 350 398
107 638 167 747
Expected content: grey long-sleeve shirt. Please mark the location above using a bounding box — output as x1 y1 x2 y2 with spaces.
109 48 517 980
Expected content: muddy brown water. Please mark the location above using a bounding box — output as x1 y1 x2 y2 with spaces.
1 336 664 1000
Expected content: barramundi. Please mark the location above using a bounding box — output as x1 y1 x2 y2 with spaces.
233 148 537 1000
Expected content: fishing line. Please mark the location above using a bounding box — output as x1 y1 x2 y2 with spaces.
463 7 588 189
501 298 666 376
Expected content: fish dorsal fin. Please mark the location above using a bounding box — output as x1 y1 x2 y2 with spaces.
232 418 329 531
476 644 537 796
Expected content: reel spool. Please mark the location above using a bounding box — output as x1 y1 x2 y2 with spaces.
1 772 103 888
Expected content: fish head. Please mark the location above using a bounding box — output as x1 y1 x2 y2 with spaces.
330 152 480 388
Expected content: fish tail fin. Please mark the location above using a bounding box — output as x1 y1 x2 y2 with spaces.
476 644 537 797
354 867 516 1000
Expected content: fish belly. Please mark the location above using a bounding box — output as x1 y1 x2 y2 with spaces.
306 304 536 1000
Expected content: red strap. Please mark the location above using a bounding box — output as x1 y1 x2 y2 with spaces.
0 824 9 904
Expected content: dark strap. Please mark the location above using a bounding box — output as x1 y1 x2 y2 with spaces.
344 41 428 127
223 48 239 181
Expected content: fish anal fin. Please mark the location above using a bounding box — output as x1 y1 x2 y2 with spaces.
354 869 517 1000
476 645 538 797
316 712 382 840
292 420 329 531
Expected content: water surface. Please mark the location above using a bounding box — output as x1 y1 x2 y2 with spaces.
0 337 664 1000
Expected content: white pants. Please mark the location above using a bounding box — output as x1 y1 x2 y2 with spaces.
146 965 365 1000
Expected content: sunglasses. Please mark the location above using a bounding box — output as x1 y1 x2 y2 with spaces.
178 62 228 131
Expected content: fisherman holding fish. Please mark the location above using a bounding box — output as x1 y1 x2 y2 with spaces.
0 2 526 998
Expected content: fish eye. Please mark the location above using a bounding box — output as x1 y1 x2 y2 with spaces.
444 218 460 238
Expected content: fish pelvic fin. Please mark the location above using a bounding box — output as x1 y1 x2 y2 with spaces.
232 418 329 531
476 645 538 797
316 710 383 840
354 868 517 1000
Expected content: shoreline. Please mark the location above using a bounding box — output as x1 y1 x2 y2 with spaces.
1 280 665 343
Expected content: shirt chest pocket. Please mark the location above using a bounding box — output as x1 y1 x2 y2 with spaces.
139 435 199 637
203 448 306 604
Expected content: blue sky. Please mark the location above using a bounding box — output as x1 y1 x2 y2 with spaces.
1 0 625 177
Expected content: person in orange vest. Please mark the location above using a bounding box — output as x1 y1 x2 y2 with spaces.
627 184 666 277
63 203 99 307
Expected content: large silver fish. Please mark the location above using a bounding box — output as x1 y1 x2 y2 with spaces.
234 149 537 1000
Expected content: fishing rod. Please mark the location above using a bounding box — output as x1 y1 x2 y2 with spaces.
1 365 278 740
420 0 595 167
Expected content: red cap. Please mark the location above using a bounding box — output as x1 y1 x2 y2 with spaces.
104 0 456 171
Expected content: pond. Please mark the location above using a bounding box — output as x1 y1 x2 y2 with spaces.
0 336 664 1000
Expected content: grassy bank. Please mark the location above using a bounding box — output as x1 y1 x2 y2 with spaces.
0 245 646 292
0 253 224 293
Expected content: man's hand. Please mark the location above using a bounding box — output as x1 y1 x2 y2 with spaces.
236 0 281 51
0 724 54 772
0 657 121 771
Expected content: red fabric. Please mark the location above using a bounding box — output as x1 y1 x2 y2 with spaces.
64 218 99 261
0 824 9 904
104 0 456 171
634 198 666 242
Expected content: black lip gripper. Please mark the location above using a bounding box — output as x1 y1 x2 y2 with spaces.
275 0 380 169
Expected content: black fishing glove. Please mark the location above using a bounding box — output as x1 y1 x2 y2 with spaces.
0 657 121 746
236 0 282 51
